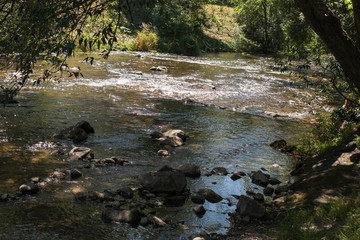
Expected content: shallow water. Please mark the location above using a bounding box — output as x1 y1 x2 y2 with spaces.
0 52 322 239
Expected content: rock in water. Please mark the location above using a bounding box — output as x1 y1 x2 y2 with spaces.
68 147 94 161
251 170 270 187
74 120 95 134
236 195 266 219
139 169 187 195
19 183 40 195
193 205 206 216
176 164 201 178
211 167 228 176
191 194 206 204
53 120 94 143
197 189 223 203
153 129 188 147
70 169 82 179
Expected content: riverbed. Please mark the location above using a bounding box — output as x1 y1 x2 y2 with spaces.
0 52 327 239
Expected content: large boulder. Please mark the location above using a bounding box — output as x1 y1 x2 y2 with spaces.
177 164 201 178
53 120 94 143
236 195 266 219
139 168 187 195
102 208 141 227
251 170 270 187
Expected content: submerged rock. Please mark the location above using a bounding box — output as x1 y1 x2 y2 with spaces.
164 195 186 206
102 208 141 227
75 191 114 202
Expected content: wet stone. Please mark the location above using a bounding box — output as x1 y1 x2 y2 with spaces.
198 189 223 203
157 149 170 157
150 216 167 227
269 178 281 185
211 167 228 176
102 208 141 227
19 183 39 195
177 164 201 178
30 177 41 183
193 205 206 216
191 194 206 204
70 169 82 179
51 171 67 180
253 193 265 202
264 186 275 196
230 173 242 181
236 195 266 219
251 170 270 187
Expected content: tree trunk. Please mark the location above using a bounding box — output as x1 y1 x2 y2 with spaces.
295 0 360 91
353 0 360 46
262 0 269 52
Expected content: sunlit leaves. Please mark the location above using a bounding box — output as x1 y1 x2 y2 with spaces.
345 0 353 9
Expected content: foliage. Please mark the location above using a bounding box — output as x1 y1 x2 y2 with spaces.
149 1 205 55
278 192 360 240
235 0 287 53
133 24 158 51
295 108 358 159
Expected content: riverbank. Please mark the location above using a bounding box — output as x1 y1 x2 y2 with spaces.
223 128 360 239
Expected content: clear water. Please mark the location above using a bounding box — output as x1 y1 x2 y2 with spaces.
0 52 323 239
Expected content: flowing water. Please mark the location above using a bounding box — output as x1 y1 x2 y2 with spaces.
0 52 329 239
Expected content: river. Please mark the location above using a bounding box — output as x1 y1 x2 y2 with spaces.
0 52 329 239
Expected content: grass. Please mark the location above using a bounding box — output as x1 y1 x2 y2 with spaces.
278 193 360 240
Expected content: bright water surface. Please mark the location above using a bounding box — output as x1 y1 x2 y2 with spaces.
0 52 328 239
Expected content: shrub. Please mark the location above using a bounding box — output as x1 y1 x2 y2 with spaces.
134 24 158 51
